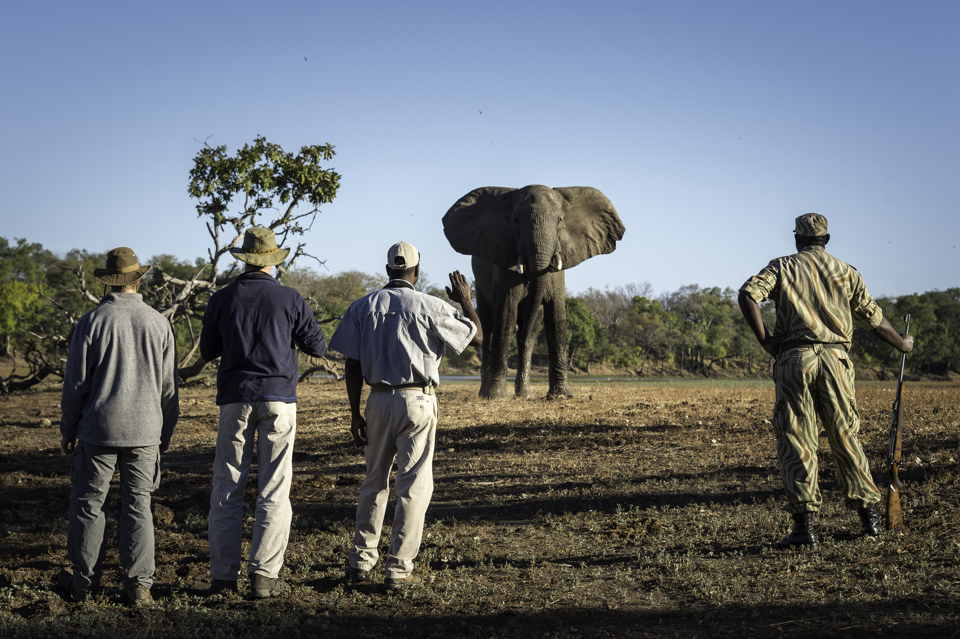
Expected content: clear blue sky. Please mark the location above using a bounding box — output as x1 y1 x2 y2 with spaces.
1 1 957 299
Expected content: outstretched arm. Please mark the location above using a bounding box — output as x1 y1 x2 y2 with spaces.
871 317 914 353
738 290 781 358
445 270 483 347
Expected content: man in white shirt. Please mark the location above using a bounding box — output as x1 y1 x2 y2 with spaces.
330 241 482 590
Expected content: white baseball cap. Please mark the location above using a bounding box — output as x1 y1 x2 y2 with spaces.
386 241 420 270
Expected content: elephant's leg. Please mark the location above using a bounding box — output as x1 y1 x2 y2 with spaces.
475 290 494 397
542 297 574 399
482 282 520 399
514 304 543 399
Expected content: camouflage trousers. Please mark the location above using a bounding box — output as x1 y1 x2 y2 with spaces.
772 344 881 515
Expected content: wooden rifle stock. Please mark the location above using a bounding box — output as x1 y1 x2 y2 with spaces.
885 314 910 530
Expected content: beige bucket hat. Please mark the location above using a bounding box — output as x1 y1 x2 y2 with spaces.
94 247 152 286
230 227 291 266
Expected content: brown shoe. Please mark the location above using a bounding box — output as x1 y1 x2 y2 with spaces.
249 574 290 599
385 574 422 591
124 583 154 607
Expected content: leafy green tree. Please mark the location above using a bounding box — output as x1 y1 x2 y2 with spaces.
565 297 600 371
166 136 341 378
1 136 342 393
0 241 104 393
622 296 671 374
580 283 653 367
0 238 43 358
187 135 340 282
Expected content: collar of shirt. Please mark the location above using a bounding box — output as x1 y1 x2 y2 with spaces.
384 279 415 290
100 292 144 306
238 271 277 283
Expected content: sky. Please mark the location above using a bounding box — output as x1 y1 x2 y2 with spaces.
1 1 957 299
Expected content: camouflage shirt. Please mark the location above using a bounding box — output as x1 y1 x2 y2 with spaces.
740 245 883 346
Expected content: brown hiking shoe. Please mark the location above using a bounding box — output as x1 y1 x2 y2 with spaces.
124 583 154 607
249 574 290 599
385 574 422 591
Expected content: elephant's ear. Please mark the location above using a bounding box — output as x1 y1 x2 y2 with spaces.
556 187 625 270
443 187 519 270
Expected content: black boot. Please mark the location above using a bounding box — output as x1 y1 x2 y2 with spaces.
778 512 819 550
858 503 882 537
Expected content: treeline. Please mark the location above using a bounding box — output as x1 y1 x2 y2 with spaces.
560 285 958 379
2 236 957 392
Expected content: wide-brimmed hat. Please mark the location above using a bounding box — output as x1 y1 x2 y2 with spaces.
94 247 151 286
230 227 291 266
386 241 420 271
794 213 828 237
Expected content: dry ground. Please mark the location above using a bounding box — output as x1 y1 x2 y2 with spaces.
1 378 958 638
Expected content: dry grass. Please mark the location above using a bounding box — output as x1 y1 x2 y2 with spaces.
1 378 959 638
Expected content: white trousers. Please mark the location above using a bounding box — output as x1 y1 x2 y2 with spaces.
348 389 438 579
208 401 297 580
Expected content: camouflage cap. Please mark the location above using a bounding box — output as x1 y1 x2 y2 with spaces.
794 213 828 237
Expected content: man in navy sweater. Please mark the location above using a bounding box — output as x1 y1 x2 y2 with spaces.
200 227 327 598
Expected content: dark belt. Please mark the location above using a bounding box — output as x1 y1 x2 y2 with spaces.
780 340 847 353
369 383 436 395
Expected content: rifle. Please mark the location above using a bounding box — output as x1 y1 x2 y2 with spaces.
885 313 911 530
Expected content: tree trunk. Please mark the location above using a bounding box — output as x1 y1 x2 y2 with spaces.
0 366 58 395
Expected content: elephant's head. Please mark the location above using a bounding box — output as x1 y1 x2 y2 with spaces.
442 184 625 279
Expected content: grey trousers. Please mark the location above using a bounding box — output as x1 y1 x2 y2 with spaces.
348 389 438 580
67 441 161 590
208 401 297 581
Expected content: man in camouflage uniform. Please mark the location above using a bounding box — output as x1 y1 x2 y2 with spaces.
738 213 913 549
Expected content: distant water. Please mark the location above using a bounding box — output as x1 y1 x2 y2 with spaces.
312 374 768 384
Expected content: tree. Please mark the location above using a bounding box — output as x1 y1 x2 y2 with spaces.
565 297 600 371
0 238 43 358
155 135 342 379
1 136 342 394
623 296 672 375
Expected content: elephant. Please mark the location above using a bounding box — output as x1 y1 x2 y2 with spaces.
443 185 625 399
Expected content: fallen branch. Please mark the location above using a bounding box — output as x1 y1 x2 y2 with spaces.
298 357 342 383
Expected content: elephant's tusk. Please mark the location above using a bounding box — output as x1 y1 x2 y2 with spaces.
516 258 525 275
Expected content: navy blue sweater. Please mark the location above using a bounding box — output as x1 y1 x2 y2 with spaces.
200 272 327 405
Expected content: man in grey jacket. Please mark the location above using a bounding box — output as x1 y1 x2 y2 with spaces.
59 247 179 606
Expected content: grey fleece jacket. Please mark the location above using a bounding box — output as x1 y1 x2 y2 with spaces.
60 293 179 448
